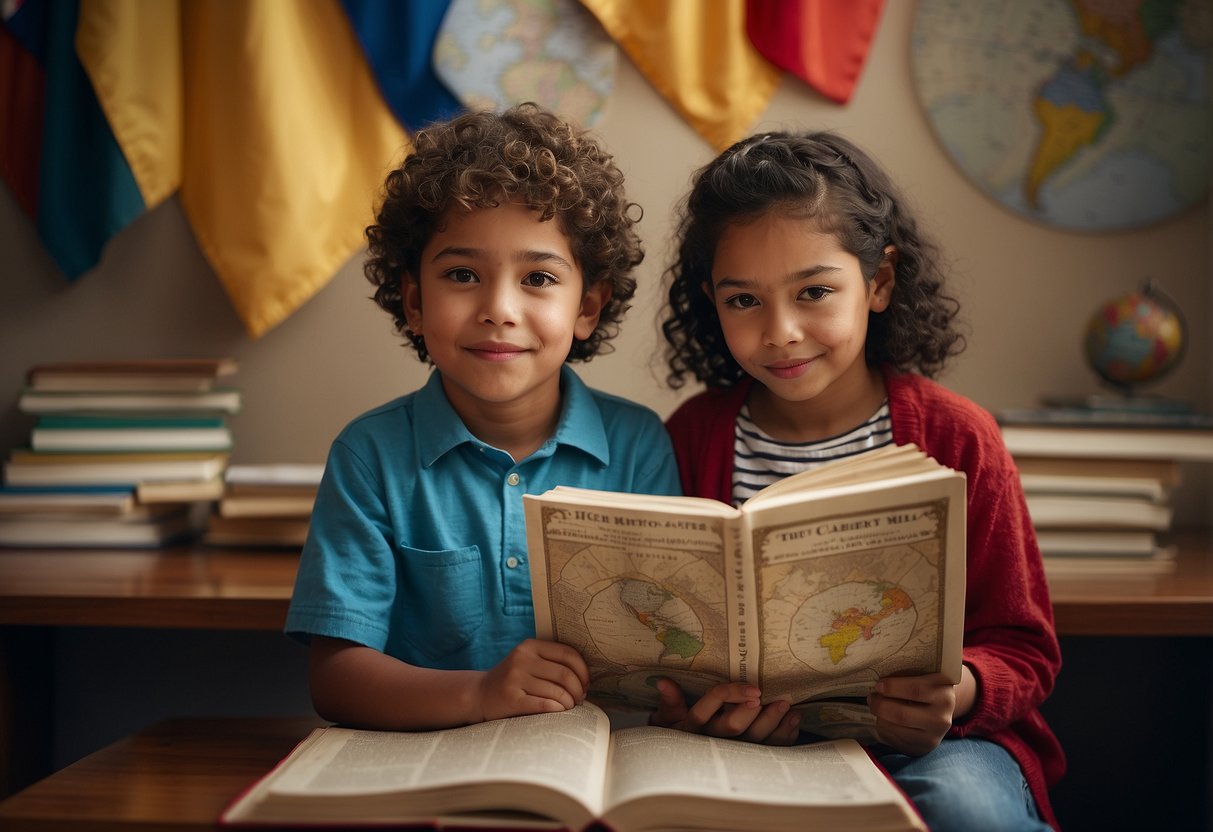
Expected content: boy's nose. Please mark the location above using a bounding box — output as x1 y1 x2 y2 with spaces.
478 279 519 326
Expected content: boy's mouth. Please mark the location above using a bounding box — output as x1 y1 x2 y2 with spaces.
466 341 528 361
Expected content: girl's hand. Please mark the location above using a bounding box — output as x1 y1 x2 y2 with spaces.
867 666 975 756
475 639 589 722
649 678 801 745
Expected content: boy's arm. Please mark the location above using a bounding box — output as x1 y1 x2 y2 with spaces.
309 635 589 730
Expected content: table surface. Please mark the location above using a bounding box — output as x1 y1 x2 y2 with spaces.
0 716 326 832
0 530 1210 636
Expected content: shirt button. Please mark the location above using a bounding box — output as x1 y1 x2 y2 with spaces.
507 473 520 486
506 556 520 569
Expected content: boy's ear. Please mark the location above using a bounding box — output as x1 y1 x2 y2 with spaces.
574 281 612 341
869 246 897 313
402 273 423 334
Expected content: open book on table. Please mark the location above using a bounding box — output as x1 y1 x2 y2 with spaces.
221 702 925 831
525 444 966 741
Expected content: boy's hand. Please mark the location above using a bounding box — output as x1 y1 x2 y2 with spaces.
649 678 801 746
867 669 971 756
475 639 589 722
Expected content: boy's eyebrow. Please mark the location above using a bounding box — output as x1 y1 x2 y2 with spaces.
429 245 574 270
713 264 841 289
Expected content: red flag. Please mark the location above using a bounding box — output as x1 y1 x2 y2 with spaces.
745 0 885 104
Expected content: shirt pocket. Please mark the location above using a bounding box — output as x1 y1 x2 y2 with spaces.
396 543 485 661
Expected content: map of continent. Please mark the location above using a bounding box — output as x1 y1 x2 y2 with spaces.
758 542 943 704
548 543 730 707
912 0 1210 231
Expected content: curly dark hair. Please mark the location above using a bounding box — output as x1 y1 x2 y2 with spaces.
662 131 965 388
363 103 643 363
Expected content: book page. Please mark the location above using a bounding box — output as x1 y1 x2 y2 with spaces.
264 705 610 813
746 471 966 734
603 727 907 809
526 491 739 710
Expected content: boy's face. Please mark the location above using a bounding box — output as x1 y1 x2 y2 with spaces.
708 212 893 431
404 201 607 427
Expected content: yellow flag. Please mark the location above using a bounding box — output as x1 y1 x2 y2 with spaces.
579 0 781 150
77 0 408 338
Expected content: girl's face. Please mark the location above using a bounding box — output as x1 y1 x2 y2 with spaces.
709 212 894 435
403 200 607 424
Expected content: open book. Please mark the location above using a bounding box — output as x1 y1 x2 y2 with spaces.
525 444 966 740
221 702 925 831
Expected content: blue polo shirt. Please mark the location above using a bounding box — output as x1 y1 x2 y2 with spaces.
285 366 681 671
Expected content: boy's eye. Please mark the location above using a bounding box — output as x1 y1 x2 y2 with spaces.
446 268 478 284
521 271 557 288
724 293 759 309
800 285 832 301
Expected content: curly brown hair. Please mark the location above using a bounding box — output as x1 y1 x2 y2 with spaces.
364 103 644 363
662 131 965 389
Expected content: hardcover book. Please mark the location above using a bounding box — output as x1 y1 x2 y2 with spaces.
524 444 966 741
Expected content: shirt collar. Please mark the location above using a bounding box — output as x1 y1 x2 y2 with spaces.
414 366 610 468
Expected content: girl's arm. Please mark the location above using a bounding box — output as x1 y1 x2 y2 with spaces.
309 635 589 730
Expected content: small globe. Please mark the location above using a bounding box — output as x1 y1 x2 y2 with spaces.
1083 282 1185 391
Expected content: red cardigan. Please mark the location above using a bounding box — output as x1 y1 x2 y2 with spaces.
665 368 1065 830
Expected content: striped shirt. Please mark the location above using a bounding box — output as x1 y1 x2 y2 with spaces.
731 401 893 505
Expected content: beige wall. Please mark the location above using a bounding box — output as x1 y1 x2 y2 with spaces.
2 2 1210 516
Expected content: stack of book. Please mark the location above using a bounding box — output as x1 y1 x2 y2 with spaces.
203 463 323 548
0 359 239 548
998 400 1213 577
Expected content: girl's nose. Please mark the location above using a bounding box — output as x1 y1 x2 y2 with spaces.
762 307 802 347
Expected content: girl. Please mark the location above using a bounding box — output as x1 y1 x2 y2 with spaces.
656 131 1064 831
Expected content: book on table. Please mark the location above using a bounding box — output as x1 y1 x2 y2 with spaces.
0 503 203 548
1023 493 1173 531
998 422 1213 462
0 484 142 515
220 701 925 831
202 514 311 548
524 444 966 741
2 450 230 486
29 415 233 452
25 358 237 392
17 386 242 415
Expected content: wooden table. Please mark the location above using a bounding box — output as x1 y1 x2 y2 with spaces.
0 531 1210 636
0 546 299 631
0 716 326 832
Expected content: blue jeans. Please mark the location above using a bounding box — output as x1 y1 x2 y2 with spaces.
874 738 1052 832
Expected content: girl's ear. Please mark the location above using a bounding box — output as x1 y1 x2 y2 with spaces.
574 280 612 341
869 246 897 313
402 273 423 334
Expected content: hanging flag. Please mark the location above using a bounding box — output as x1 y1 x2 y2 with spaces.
340 0 462 132
745 0 885 104
0 0 145 280
76 0 408 339
578 0 781 150
433 0 617 128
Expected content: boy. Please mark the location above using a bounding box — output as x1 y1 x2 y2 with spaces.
286 104 680 730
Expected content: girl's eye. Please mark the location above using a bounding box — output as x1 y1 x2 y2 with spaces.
446 268 478 284
521 271 557 288
724 293 759 309
800 285 832 301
